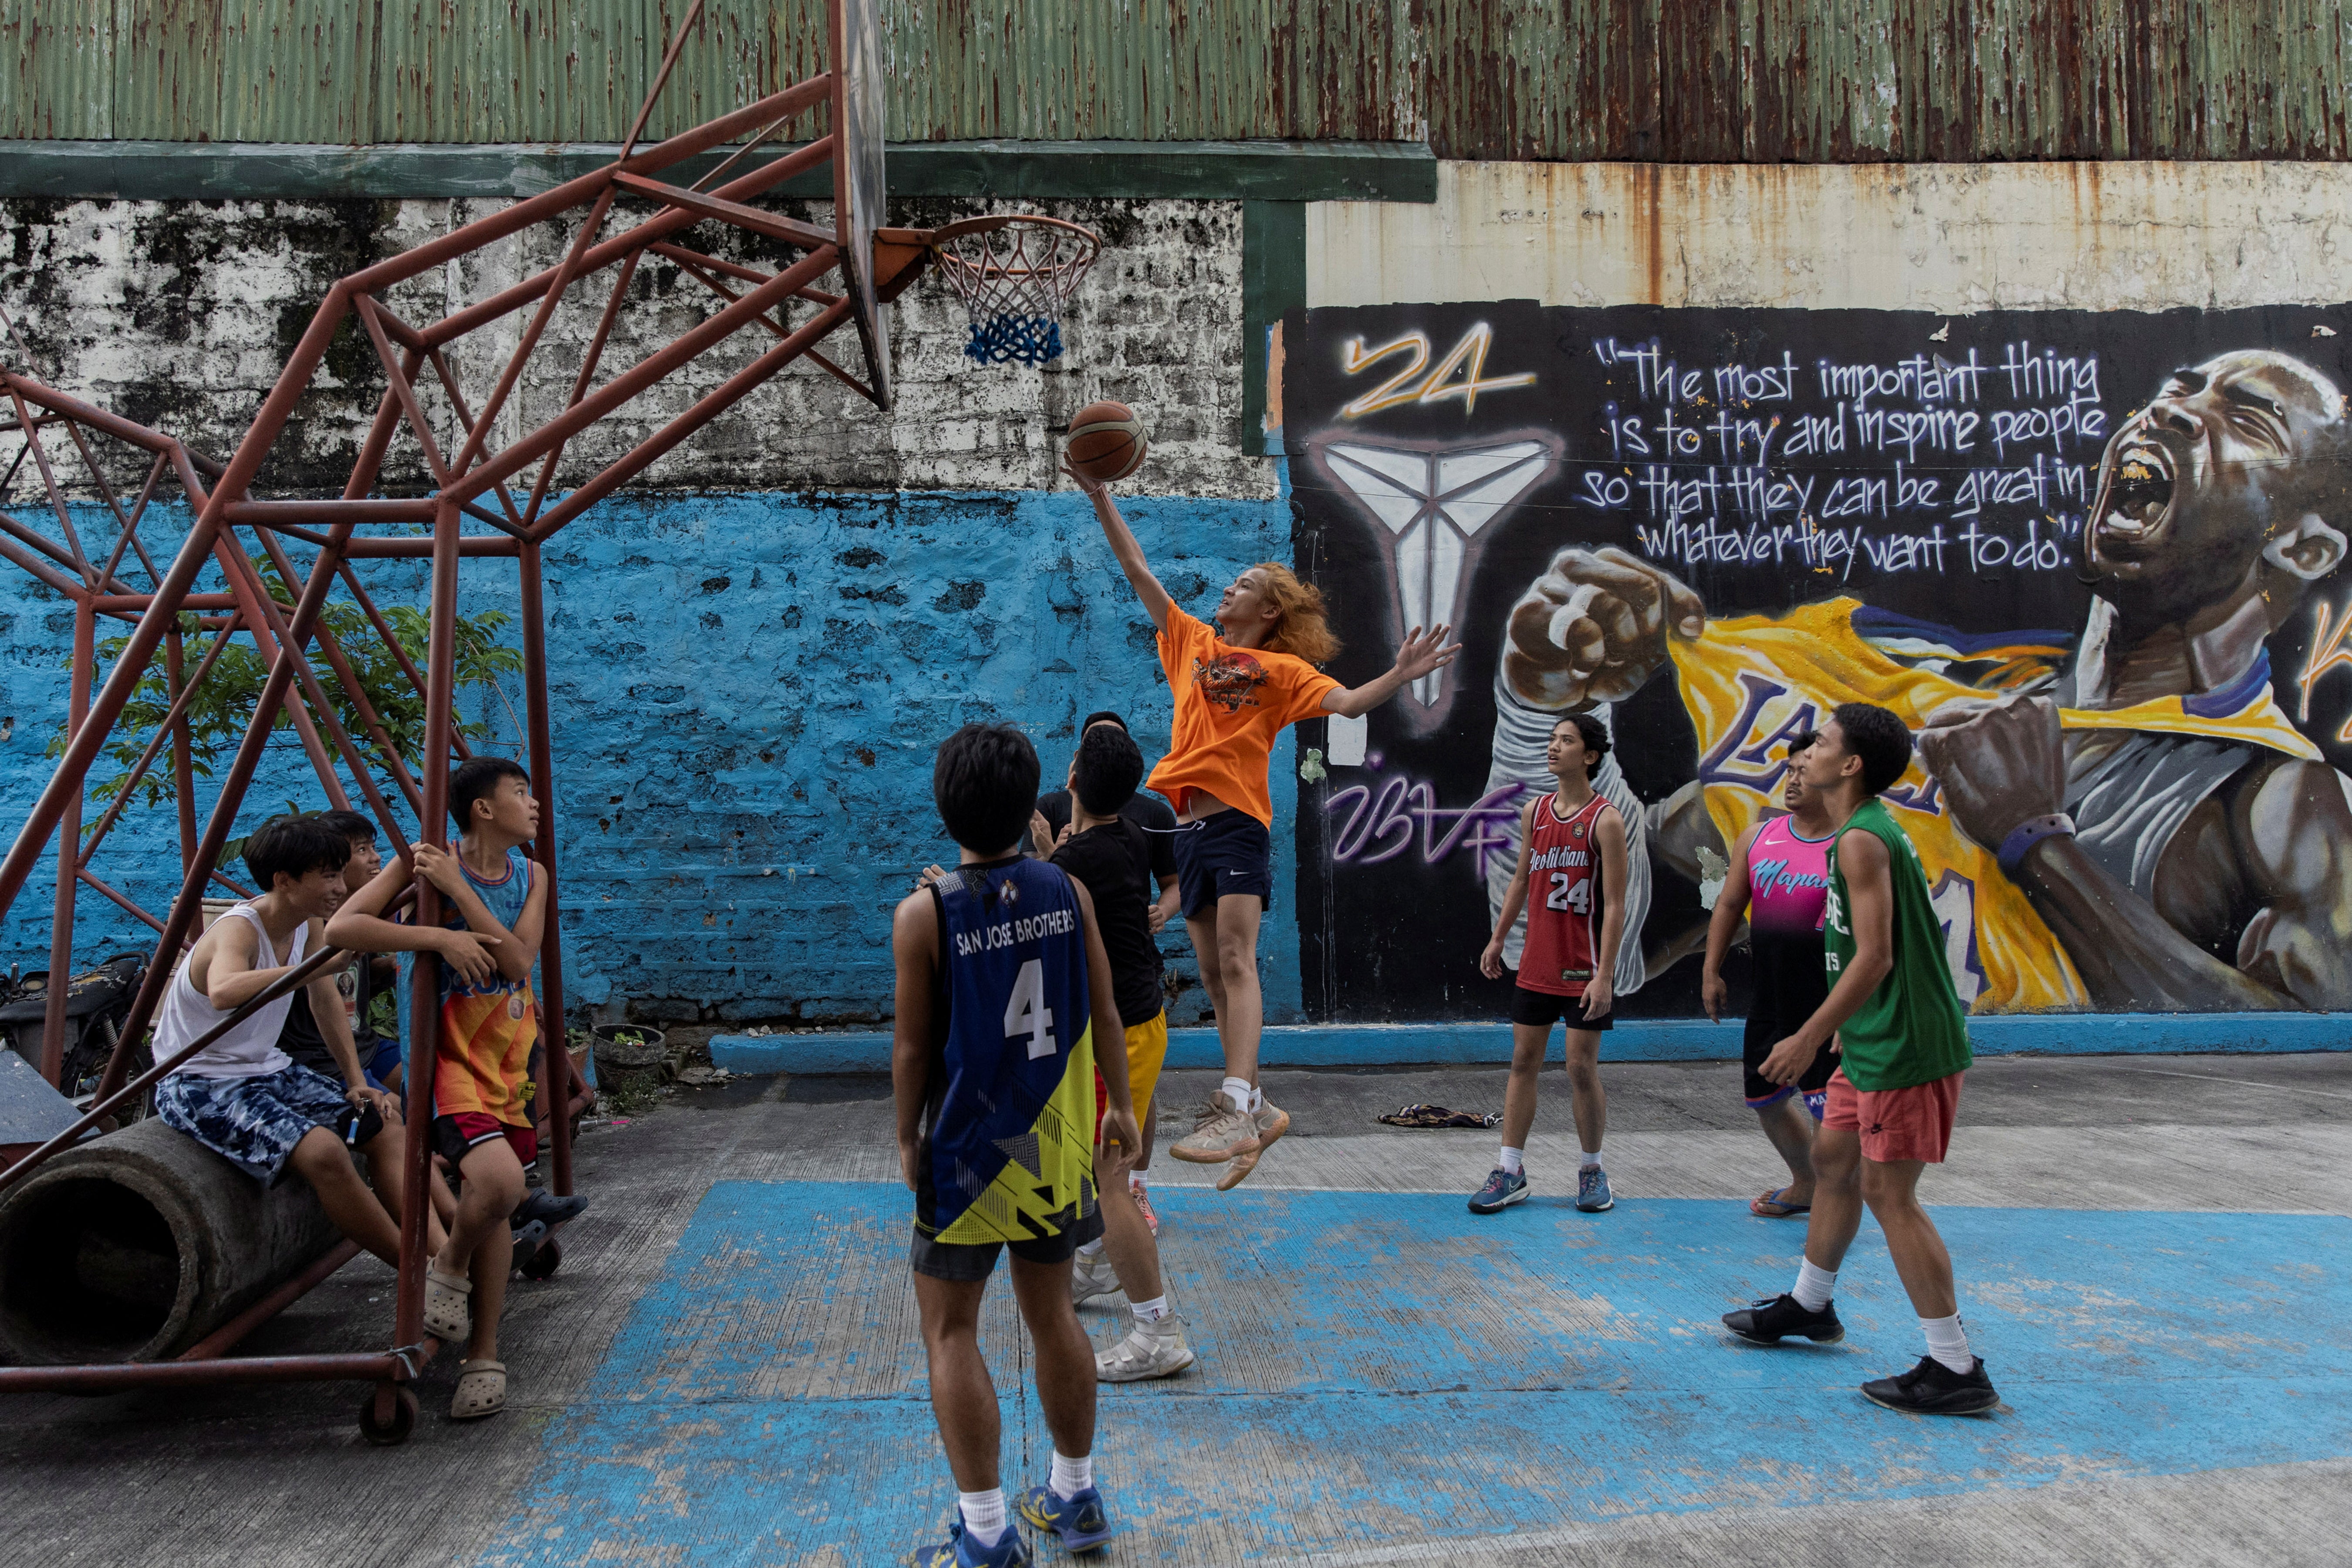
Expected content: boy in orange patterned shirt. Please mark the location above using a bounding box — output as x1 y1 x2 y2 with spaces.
329 757 546 1422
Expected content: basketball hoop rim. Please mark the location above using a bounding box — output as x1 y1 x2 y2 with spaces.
928 213 1103 254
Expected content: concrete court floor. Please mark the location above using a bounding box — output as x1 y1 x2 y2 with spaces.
3 1051 2349 1568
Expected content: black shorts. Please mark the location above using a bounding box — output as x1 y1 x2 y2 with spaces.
1742 1014 1837 1108
1510 985 1612 1031
909 1207 1105 1282
1170 809 1272 917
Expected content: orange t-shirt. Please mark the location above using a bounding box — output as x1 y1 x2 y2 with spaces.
1146 605 1341 827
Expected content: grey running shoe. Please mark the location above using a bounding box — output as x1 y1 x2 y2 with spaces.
1071 1246 1121 1306
1576 1164 1615 1212
1096 1318 1196 1382
1170 1091 1261 1164
1468 1167 1530 1213
1213 1096 1292 1192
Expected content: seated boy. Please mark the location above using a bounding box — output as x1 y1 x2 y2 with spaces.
1051 721 1195 1381
892 723 1139 1566
153 814 436 1270
328 757 547 1423
276 809 405 1094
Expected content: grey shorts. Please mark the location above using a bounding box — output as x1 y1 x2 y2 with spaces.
909 1208 1105 1282
154 1062 374 1185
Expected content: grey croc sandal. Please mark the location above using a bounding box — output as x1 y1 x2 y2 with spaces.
451 1359 506 1420
423 1267 473 1342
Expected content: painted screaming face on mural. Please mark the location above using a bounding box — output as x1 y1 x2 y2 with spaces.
1288 307 2352 1022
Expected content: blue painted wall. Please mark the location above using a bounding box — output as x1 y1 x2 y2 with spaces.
0 485 1304 1027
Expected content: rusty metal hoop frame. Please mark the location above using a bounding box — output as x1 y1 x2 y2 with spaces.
0 0 973 1436
928 214 1104 366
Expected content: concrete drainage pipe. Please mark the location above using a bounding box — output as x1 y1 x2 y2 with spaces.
0 1118 341 1365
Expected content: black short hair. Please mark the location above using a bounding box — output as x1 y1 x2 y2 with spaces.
313 809 379 845
1071 721 1145 816
450 757 531 831
934 723 1041 853
1785 729 1818 755
243 813 353 890
1829 703 1914 795
1553 711 1610 779
1080 710 1129 734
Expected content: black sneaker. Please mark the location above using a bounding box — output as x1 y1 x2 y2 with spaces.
1722 1293 1845 1345
1862 1355 2000 1415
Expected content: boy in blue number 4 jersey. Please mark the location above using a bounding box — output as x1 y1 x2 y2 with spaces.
894 723 1142 1566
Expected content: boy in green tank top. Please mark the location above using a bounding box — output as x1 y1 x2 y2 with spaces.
1720 703 1999 1416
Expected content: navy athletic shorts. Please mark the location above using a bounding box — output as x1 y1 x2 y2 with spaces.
1170 809 1272 917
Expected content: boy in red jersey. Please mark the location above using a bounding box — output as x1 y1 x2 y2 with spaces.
1471 713 1628 1215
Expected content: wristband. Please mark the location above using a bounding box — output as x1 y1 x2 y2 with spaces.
1996 813 2075 877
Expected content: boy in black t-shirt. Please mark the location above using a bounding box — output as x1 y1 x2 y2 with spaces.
1049 723 1196 1382
1032 711 1180 1230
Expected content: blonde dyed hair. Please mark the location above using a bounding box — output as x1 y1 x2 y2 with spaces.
1250 562 1340 665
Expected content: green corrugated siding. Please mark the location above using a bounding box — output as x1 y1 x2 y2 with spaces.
6 0 2351 159
2 0 112 138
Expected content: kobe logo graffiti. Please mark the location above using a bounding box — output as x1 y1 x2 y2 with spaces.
1311 435 1562 729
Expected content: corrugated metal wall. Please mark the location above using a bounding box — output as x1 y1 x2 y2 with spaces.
6 0 2349 158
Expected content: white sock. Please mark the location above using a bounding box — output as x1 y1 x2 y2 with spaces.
1221 1076 1252 1111
1792 1260 1837 1312
1579 1149 1602 1169
1129 1173 1148 1194
1075 1238 1104 1257
958 1489 1007 1546
1922 1313 1974 1373
1498 1146 1524 1175
1050 1450 1093 1501
1130 1294 1170 1324
1249 1084 1265 1112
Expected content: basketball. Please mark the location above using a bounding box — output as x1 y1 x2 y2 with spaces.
1064 400 1149 483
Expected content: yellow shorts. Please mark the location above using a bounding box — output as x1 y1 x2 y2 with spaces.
1095 1010 1169 1136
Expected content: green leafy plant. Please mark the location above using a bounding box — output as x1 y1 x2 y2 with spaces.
52 554 524 812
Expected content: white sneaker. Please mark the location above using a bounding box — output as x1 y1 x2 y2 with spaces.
1096 1318 1196 1382
1071 1247 1121 1306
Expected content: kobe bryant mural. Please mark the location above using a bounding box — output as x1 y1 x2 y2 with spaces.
1282 302 2352 1024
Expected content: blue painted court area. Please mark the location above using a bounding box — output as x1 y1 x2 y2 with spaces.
476 1183 2352 1565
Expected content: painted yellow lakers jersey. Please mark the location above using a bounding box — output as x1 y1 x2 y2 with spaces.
1667 597 2318 1014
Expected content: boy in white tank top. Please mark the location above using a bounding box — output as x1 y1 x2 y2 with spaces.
152 815 439 1271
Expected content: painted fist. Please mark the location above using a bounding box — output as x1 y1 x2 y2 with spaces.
1502 546 1707 710
1917 693 2066 852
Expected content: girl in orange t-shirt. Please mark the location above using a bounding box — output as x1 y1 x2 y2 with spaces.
1069 462 1459 1188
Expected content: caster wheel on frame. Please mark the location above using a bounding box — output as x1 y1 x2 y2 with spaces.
359 1384 419 1446
520 1235 562 1281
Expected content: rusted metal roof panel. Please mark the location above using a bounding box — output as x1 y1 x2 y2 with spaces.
2 0 112 139
5 0 2352 159
377 0 649 144
217 0 378 144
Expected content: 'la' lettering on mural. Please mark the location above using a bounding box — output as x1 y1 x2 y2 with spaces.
1284 300 2352 1025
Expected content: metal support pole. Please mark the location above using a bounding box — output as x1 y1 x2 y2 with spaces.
40 597 94 1087
517 542 573 1195
166 627 198 872
390 499 462 1402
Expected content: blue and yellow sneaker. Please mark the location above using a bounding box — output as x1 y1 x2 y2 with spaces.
916 1514 1034 1568
1015 1484 1114 1553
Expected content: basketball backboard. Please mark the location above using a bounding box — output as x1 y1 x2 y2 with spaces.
830 0 891 408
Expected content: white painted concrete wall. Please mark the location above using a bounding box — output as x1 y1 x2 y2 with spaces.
1309 161 2352 314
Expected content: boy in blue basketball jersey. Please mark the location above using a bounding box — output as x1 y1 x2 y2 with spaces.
895 723 1141 1567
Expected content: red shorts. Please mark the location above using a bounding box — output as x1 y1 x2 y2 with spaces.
1822 1068 1962 1164
432 1112 538 1169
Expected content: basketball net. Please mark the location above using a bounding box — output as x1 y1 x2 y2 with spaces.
929 216 1102 366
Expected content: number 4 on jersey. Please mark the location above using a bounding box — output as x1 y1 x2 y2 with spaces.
1004 958 1056 1059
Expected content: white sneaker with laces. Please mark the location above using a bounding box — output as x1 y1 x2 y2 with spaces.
1096 1318 1196 1382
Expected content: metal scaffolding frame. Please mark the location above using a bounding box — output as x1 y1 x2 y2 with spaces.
0 0 945 1440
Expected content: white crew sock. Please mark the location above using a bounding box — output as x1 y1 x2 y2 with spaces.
1922 1313 1974 1373
1129 1173 1148 1194
1498 1146 1525 1175
1130 1294 1171 1324
1249 1084 1265 1112
958 1489 1007 1546
1791 1260 1837 1311
1075 1237 1104 1257
1221 1076 1252 1111
1049 1451 1093 1501
1579 1148 1602 1169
